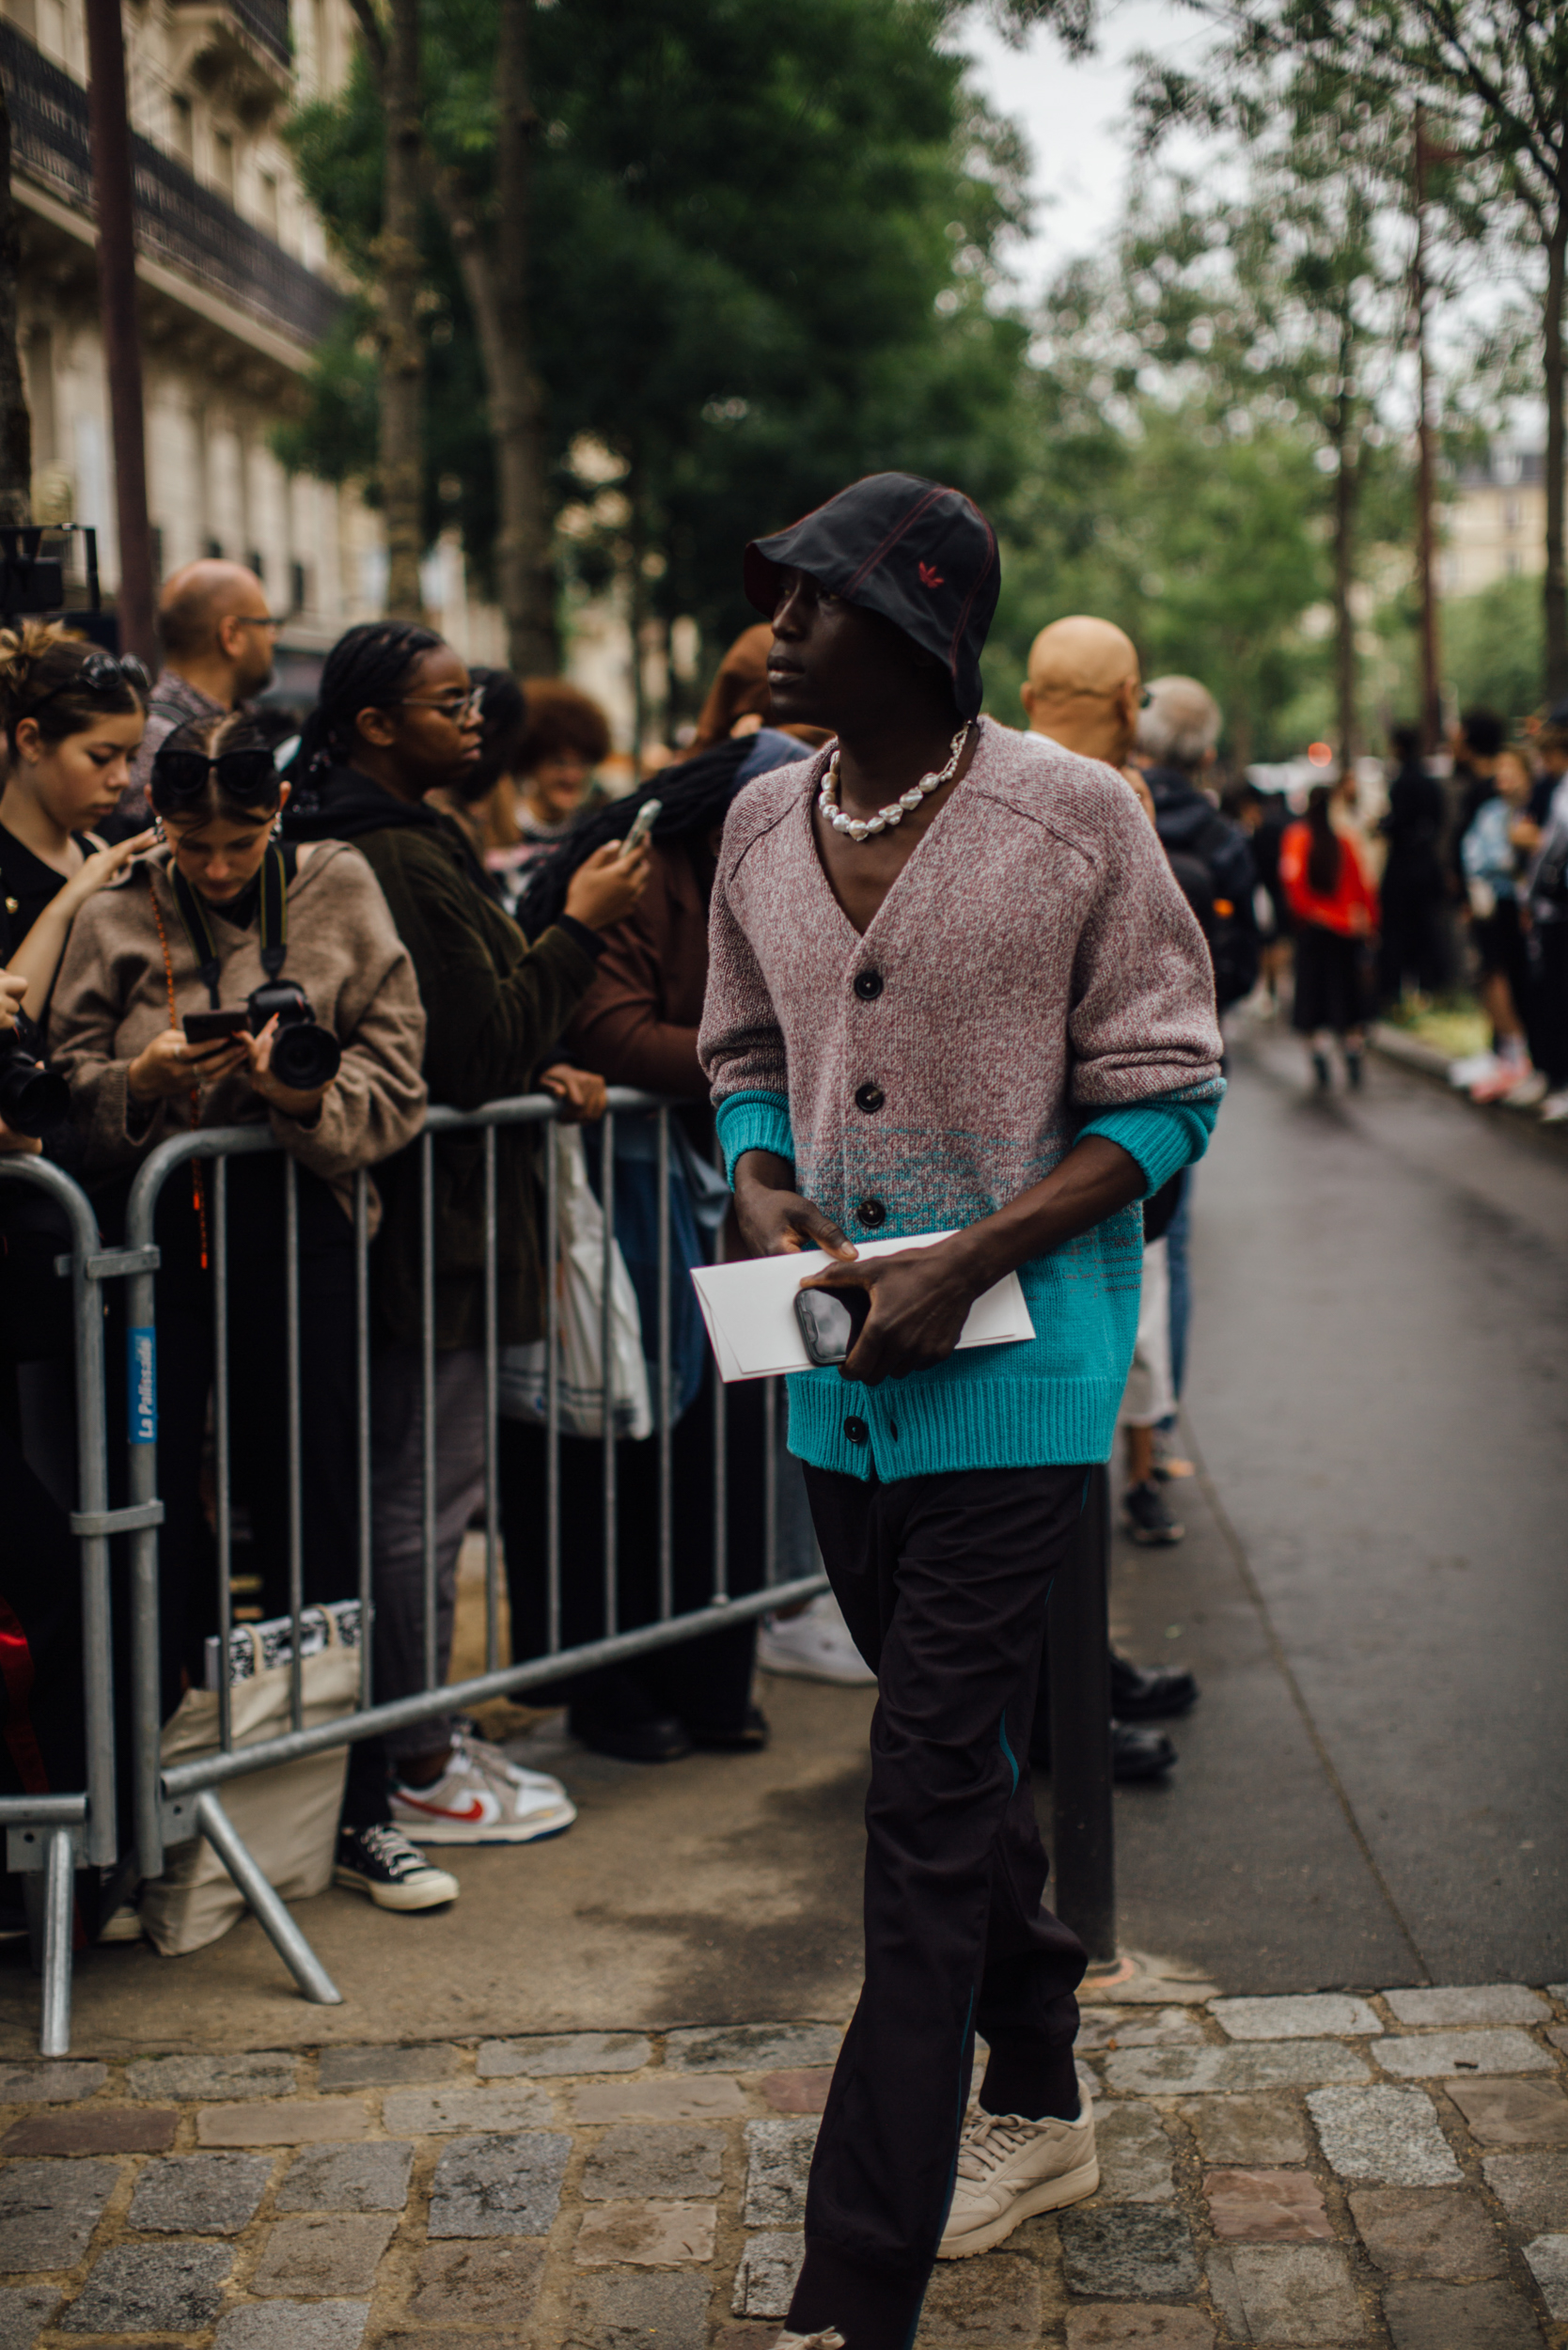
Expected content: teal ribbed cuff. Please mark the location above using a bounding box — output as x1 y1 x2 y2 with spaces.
1080 1093 1221 1198
714 1089 794 1185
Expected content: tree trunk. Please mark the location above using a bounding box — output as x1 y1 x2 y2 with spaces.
83 0 155 660
377 0 424 619
0 83 31 527
1544 192 1568 700
1330 338 1358 763
423 0 555 671
491 0 554 672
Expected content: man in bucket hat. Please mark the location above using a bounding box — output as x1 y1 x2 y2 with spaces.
699 475 1225 2350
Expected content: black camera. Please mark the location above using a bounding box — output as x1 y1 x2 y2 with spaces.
248 981 342 1092
0 1013 70 1137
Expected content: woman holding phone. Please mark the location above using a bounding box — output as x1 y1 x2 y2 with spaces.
49 713 432 1888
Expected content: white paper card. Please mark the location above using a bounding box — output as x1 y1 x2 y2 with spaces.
689 1231 1035 1384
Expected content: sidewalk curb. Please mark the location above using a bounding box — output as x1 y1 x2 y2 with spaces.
1371 1022 1568 1151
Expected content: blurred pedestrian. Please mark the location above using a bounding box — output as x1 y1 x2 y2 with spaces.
285 622 646 1878
1447 708 1505 899
507 728 833 1756
1233 784 1292 1011
1462 744 1541 1104
1279 778 1378 1089
1527 767 1568 1120
1137 677 1260 1011
112 560 279 835
1378 724 1448 1008
478 679 611 903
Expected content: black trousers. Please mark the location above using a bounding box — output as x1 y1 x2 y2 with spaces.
1530 921 1568 1088
789 1462 1090 2350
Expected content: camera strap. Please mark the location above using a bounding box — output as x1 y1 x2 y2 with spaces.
170 843 289 1007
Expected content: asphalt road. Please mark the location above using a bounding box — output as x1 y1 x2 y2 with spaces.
1106 1016 1568 1993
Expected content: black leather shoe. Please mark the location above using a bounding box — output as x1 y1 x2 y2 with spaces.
685 1704 771 1753
1112 1720 1177 1780
1110 1652 1200 1722
570 1706 693 1763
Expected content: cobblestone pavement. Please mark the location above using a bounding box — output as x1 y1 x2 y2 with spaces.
3 1982 1567 2345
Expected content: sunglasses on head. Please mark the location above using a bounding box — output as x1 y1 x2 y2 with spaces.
31 650 151 709
151 745 280 803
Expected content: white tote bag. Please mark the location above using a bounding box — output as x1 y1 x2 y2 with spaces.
497 1126 652 1440
140 1604 362 1958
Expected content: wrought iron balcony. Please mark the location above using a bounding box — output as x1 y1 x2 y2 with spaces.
1 23 342 349
172 0 291 70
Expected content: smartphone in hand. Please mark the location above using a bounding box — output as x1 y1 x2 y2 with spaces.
795 1283 870 1367
183 1008 251 1046
619 798 661 860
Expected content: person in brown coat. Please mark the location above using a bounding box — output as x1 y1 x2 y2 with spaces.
508 729 813 1759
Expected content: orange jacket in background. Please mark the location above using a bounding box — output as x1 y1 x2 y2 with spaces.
1279 821 1379 936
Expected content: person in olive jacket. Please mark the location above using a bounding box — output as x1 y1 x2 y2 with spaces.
286 622 647 1880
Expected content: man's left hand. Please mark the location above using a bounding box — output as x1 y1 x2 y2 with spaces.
799 1240 980 1386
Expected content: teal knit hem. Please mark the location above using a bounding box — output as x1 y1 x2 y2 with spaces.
785 1368 1125 1481
1081 1094 1220 1197
715 1089 793 1184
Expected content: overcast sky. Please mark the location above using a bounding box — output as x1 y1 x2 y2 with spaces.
954 2 1214 306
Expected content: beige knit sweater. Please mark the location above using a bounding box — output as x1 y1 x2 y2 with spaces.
48 840 427 1222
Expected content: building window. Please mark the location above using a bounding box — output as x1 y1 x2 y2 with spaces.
168 94 194 169
257 171 279 238
290 558 309 614
246 549 265 582
38 0 67 63
203 535 223 559
212 131 235 204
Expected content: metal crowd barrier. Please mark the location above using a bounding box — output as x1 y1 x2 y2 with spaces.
0 1155 129 2054
115 1089 824 2013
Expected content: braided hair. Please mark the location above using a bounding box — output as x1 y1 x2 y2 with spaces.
514 735 801 940
290 619 444 785
0 619 145 753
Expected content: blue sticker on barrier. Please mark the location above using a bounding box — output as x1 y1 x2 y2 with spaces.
128 1327 156 1444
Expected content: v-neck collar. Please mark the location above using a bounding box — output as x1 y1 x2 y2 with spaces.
801 718 988 943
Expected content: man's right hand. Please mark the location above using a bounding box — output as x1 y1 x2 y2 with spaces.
733 1148 856 1261
563 841 650 933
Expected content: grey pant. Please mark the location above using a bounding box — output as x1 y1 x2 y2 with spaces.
370 1343 487 1765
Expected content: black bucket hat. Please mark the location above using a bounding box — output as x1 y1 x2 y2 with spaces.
743 472 999 721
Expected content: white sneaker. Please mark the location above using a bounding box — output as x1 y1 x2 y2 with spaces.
334 1823 460 1911
1504 1068 1549 1106
937 2098 1099 2259
1541 1089 1568 1122
390 1741 576 1845
757 1594 875 1685
1450 1051 1497 1088
771 2334 845 2348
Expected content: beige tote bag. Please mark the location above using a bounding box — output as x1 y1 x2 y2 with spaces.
140 1606 361 1957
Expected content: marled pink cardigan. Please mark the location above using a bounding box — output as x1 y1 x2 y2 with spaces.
698 718 1224 1478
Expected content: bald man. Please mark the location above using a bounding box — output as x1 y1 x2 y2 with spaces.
114 558 279 829
1021 616 1145 775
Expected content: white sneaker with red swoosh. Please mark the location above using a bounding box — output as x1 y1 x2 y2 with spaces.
390 1738 576 1845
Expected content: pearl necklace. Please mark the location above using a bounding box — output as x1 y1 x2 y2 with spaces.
818 724 971 844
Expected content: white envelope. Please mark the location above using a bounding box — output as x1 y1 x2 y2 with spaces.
689 1230 1036 1384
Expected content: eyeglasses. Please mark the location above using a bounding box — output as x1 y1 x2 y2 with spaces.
389 689 484 722
231 616 285 634
152 746 280 803
30 649 151 708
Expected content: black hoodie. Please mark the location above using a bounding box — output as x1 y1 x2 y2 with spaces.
1145 765 1259 1010
285 762 602 1347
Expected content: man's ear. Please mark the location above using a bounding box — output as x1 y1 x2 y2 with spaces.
1119 675 1142 728
1020 681 1038 724
354 706 398 749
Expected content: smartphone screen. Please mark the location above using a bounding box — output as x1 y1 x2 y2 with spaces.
183 1009 251 1045
620 798 661 858
794 1285 870 1366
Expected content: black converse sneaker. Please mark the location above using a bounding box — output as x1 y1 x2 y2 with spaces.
334 1824 460 1912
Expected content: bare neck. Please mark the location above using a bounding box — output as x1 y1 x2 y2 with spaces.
834 704 968 814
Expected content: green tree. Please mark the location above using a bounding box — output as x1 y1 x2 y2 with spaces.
285 0 1031 670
